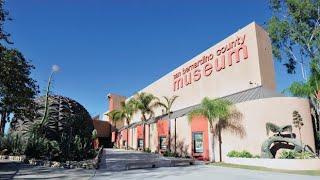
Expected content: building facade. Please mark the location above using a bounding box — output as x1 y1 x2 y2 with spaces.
105 22 316 161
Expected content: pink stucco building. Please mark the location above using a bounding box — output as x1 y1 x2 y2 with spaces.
104 22 316 161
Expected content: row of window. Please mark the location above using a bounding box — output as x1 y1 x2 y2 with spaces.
121 132 204 153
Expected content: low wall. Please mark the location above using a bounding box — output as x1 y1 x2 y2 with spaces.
224 157 320 170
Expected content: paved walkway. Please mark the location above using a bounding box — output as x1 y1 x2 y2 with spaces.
1 160 319 179
1 150 319 179
100 148 194 171
95 165 319 180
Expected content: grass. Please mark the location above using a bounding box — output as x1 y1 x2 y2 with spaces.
212 162 320 176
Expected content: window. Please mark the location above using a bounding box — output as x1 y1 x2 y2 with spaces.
193 132 203 153
138 139 144 148
159 136 167 150
122 140 126 147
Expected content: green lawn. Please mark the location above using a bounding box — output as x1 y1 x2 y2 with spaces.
212 163 320 176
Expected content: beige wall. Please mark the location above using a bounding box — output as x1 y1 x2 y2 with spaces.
114 22 315 162
175 116 192 155
130 22 276 123
120 97 315 161
213 97 315 161
155 97 315 161
150 123 158 152
255 25 276 90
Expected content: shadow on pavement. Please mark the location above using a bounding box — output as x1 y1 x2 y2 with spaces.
96 165 205 179
0 161 94 179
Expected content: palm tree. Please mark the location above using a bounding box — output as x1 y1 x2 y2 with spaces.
107 110 121 130
287 61 320 126
132 92 159 151
107 109 122 147
287 62 320 153
156 95 178 152
114 100 135 149
188 97 245 162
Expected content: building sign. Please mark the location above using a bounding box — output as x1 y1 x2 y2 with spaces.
173 34 249 91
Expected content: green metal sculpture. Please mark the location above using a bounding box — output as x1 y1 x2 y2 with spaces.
261 122 312 158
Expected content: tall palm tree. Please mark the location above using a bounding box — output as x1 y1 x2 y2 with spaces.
287 61 320 153
287 61 320 125
107 110 121 130
107 109 122 147
115 100 135 149
132 92 159 151
156 95 178 152
188 97 245 162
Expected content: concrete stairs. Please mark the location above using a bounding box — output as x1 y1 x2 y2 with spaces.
99 148 195 171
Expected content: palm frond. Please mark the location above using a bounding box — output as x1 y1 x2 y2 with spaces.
188 108 206 123
133 92 159 121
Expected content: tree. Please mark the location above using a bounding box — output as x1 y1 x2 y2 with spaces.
156 95 178 152
268 0 320 154
114 100 135 149
132 92 159 151
293 110 304 151
0 0 12 44
267 0 320 78
107 110 122 130
0 48 39 134
107 109 122 147
286 61 320 152
188 98 245 162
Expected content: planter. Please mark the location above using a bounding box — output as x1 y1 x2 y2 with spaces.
0 155 8 160
29 159 45 166
51 161 61 168
8 155 26 162
224 157 320 170
26 158 97 169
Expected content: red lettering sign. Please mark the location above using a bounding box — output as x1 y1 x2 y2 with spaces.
173 34 248 92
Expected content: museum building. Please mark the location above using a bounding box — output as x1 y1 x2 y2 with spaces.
104 22 316 161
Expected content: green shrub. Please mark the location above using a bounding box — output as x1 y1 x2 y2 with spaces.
0 133 25 156
227 150 239 157
253 155 260 158
163 150 177 157
294 151 314 159
279 150 296 159
25 134 59 159
279 150 314 159
227 150 254 158
144 148 151 153
238 151 253 158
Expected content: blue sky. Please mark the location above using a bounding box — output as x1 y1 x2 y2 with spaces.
4 0 303 118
